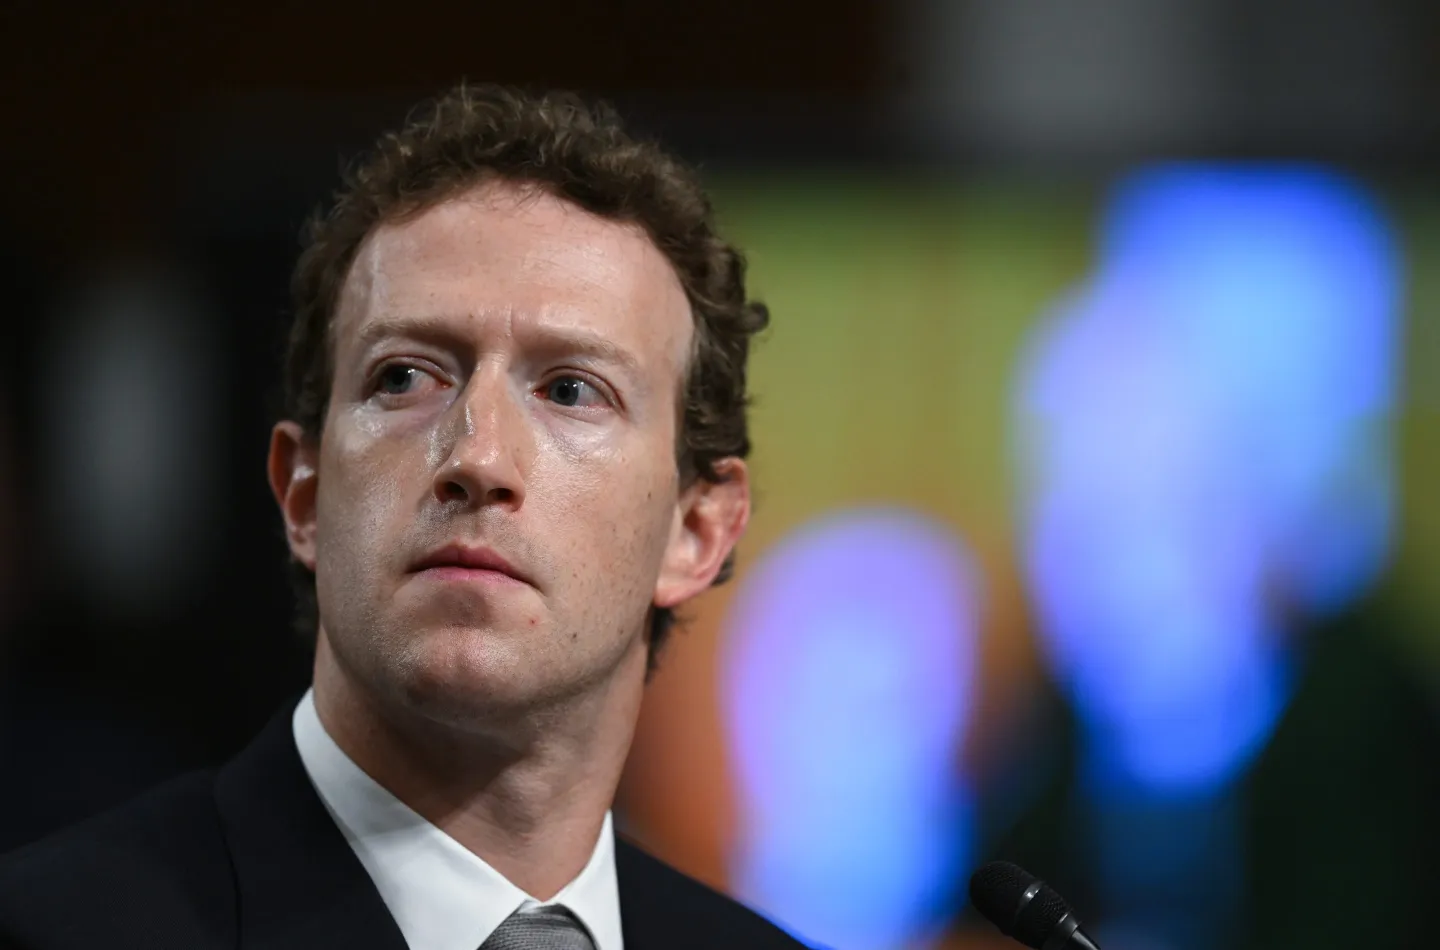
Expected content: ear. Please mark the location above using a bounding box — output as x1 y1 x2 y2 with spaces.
268 420 320 572
654 458 751 610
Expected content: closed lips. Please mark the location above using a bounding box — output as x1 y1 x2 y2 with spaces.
411 544 532 585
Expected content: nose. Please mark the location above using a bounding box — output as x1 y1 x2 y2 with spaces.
431 368 531 511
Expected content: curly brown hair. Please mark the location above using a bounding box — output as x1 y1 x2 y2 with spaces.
279 83 768 672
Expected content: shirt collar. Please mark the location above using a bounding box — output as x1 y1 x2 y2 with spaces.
292 689 623 950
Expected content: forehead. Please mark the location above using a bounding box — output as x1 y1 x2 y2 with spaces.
335 182 694 374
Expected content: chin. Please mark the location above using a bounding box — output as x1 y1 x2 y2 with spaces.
385 622 575 721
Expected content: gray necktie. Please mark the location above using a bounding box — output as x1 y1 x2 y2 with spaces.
480 905 598 950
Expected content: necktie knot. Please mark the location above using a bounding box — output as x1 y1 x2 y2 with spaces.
480 904 598 950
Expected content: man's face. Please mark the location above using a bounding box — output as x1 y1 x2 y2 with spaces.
271 181 747 720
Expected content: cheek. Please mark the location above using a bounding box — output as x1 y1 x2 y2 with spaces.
533 444 677 562
546 435 673 511
315 422 425 570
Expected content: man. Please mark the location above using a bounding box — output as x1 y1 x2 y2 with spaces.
0 84 805 950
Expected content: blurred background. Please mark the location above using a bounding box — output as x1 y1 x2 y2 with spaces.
3 3 1440 949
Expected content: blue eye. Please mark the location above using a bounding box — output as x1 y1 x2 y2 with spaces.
545 376 601 408
376 364 420 395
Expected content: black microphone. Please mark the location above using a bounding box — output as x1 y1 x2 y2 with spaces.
968 861 1102 950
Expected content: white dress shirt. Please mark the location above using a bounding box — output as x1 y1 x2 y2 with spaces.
292 689 624 950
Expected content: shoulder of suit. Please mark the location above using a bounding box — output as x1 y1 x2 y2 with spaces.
0 770 235 949
615 839 813 949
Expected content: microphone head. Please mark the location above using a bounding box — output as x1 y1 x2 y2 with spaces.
969 861 1076 950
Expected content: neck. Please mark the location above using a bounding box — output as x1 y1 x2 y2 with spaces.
310 633 647 899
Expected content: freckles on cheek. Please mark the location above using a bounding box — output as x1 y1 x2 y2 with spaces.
533 435 679 555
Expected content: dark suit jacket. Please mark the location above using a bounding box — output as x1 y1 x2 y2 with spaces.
0 704 807 950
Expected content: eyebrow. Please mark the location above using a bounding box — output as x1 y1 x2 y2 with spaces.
352 314 648 382
524 326 647 382
353 314 470 353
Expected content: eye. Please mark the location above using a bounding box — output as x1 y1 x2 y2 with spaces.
377 365 419 394
371 362 441 400
542 375 606 409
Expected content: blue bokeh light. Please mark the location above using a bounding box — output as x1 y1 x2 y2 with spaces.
721 509 981 950
1016 165 1402 796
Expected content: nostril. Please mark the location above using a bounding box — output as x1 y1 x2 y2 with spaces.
434 477 520 507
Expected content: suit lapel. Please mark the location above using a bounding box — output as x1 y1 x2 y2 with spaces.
617 838 738 950
213 702 408 950
615 840 670 950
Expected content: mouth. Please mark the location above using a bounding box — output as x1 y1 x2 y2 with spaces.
409 544 534 588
